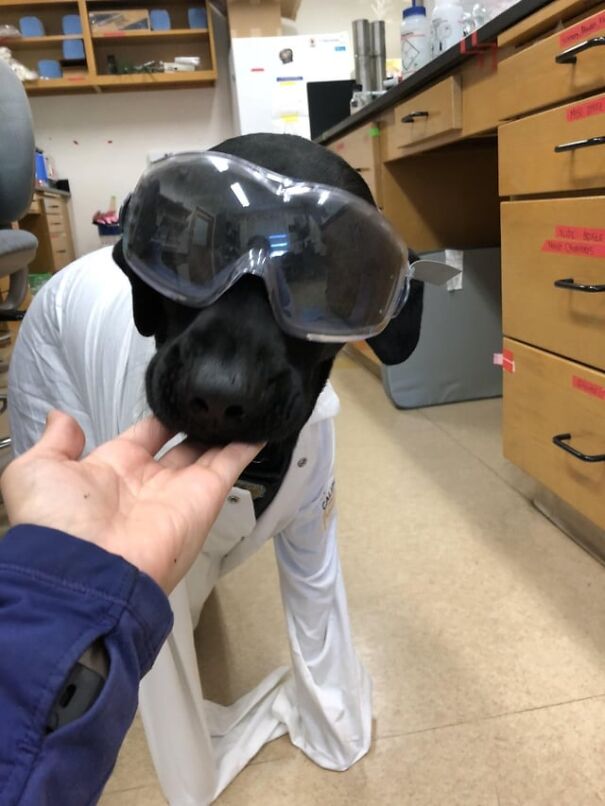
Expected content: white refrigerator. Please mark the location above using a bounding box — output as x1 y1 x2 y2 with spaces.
230 33 352 140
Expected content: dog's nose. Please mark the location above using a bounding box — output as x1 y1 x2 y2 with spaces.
189 393 246 423
184 370 250 426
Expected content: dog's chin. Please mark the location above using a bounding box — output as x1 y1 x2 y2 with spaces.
148 403 310 447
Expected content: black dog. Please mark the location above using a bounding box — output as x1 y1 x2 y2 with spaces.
113 134 423 515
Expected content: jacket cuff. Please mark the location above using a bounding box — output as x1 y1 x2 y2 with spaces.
0 524 172 669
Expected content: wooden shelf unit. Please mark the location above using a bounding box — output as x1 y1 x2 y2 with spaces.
0 0 217 94
0 1 78 7
7 33 82 47
91 27 209 41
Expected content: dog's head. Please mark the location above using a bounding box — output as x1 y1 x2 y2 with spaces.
113 133 423 446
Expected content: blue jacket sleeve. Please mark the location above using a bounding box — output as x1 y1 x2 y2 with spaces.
0 524 174 806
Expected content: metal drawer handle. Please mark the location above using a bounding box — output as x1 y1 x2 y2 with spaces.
554 136 605 153
0 437 11 451
553 433 605 462
0 334 11 347
401 111 429 123
554 277 605 292
556 36 605 64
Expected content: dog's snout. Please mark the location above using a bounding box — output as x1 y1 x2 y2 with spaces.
184 366 252 428
189 392 246 423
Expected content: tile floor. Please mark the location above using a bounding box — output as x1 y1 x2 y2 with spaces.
100 355 605 806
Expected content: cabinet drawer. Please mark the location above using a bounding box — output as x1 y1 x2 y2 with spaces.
503 338 605 529
499 7 605 119
50 232 73 270
329 123 382 204
502 197 605 369
393 76 462 149
329 124 379 171
47 219 66 234
43 196 63 214
354 165 380 206
50 232 69 253
499 92 605 195
46 211 66 227
27 196 42 215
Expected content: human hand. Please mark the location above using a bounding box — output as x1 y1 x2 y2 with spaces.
1 411 261 593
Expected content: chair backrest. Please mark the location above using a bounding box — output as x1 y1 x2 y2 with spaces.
0 59 35 226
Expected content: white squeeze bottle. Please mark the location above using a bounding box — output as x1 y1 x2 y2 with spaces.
400 1 431 79
431 0 465 56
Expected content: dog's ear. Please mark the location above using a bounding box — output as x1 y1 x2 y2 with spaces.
112 238 161 338
366 279 424 366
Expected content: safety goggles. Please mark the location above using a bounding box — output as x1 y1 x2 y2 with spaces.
121 150 412 342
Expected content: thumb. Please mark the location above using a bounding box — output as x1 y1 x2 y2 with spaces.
30 410 86 462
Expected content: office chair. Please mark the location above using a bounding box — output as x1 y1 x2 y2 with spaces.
0 59 38 454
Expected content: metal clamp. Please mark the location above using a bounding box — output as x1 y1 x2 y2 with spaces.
556 36 605 64
554 277 605 292
554 135 605 153
553 433 605 463
401 111 429 123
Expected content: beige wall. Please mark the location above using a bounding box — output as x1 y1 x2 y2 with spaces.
30 7 235 257
296 0 413 61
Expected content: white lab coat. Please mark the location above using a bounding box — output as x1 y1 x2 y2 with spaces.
8 248 372 805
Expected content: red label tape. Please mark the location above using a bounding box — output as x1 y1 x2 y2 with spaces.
566 96 605 122
494 352 517 372
555 225 605 243
572 375 605 401
559 10 605 47
541 239 605 258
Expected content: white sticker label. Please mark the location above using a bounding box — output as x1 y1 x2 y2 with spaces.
445 250 464 292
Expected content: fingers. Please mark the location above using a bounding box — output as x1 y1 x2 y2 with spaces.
159 438 208 470
200 442 264 489
118 416 175 456
27 410 86 462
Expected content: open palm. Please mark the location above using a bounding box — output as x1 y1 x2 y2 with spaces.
1 411 261 592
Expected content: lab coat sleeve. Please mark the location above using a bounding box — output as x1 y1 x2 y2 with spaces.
272 418 372 770
0 525 173 806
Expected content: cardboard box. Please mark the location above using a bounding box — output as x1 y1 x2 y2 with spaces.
89 9 150 33
226 0 281 37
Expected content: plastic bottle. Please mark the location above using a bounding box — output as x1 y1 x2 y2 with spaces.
430 0 465 56
400 1 431 80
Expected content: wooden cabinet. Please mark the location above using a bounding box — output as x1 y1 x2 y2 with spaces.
19 190 75 273
0 0 217 95
328 122 383 208
499 92 605 195
499 7 605 120
499 0 605 532
503 339 605 530
393 77 462 150
501 197 605 371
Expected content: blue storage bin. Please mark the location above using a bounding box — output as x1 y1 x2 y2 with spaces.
35 151 48 185
38 59 62 79
188 6 208 29
150 9 171 30
19 16 45 37
62 39 85 60
62 14 82 34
